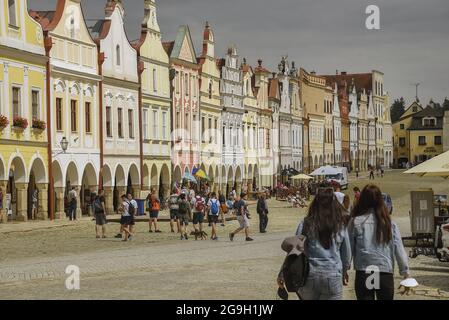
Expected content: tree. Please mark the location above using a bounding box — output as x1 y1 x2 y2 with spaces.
443 98 449 111
390 97 406 123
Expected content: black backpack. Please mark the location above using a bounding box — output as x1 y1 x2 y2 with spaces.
94 197 103 213
128 201 136 216
279 233 310 292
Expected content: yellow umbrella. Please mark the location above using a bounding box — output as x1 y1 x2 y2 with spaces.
195 169 210 181
292 174 313 180
404 151 449 178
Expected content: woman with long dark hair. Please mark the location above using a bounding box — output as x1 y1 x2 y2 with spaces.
349 184 411 300
289 186 351 300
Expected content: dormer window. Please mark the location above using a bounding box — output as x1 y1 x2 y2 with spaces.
116 45 121 66
70 15 75 38
8 0 17 27
423 117 436 127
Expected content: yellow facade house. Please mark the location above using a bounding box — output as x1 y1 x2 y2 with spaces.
0 0 49 222
198 22 221 192
134 0 171 199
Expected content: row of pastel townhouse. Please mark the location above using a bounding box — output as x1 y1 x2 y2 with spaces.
0 0 392 222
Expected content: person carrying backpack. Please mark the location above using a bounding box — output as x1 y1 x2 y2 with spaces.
177 193 191 240
169 188 180 233
94 189 107 239
191 194 206 237
277 186 351 300
127 193 137 240
207 192 220 241
257 193 269 233
218 191 227 227
229 193 253 242
149 194 161 233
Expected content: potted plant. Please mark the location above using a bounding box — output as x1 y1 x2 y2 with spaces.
0 115 8 129
12 116 29 130
32 119 46 131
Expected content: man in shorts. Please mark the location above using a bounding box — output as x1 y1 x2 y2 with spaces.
207 192 220 240
169 188 180 233
229 193 253 242
127 193 137 240
119 195 132 241
177 193 191 240
191 194 206 238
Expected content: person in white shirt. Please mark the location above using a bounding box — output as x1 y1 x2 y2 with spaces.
332 182 346 206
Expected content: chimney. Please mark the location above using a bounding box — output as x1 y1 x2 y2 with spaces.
341 71 347 75
258 58 263 67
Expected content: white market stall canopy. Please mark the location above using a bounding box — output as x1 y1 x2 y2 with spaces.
310 166 341 176
404 151 449 178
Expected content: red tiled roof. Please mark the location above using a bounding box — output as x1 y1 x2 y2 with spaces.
321 73 373 94
268 78 280 100
29 10 55 29
162 41 175 56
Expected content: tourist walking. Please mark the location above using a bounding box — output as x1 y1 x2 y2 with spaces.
127 193 137 238
68 187 78 221
256 194 269 233
207 192 220 240
178 193 191 240
148 194 161 233
94 189 107 239
191 194 206 238
229 194 253 242
169 189 180 233
218 191 227 226
119 195 132 241
349 184 411 300
278 186 351 300
369 168 375 180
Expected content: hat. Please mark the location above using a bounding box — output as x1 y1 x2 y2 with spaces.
281 236 306 257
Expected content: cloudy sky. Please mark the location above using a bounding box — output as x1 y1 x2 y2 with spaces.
30 0 449 106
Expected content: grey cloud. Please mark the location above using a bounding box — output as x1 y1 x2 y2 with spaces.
28 0 449 106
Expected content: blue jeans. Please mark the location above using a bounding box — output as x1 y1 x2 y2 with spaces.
297 272 343 300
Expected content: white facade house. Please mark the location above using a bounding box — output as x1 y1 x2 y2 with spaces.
348 81 359 170
332 84 342 165
220 46 245 194
92 1 140 212
367 93 377 167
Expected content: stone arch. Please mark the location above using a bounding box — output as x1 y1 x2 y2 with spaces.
173 166 182 184
227 166 234 182
319 155 323 166
208 166 214 183
248 164 253 180
150 164 158 189
221 166 227 183
8 154 28 183
81 162 98 187
143 164 150 190
0 155 5 181
114 164 126 187
29 156 48 184
160 164 170 198
235 166 242 183
101 164 113 187
66 161 79 187
128 163 140 187
52 160 64 188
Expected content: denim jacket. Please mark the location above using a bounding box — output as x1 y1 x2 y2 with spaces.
296 220 351 275
348 209 409 276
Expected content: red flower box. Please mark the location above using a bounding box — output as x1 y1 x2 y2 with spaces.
13 116 29 129
0 115 8 128
32 119 46 130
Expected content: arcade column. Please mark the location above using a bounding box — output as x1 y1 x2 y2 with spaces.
54 187 65 219
15 183 28 222
36 183 48 220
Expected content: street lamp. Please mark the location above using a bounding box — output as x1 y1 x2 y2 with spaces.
53 137 69 156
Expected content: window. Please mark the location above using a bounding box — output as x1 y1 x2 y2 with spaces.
162 112 167 140
266 129 271 149
222 126 226 146
56 98 63 131
418 136 426 146
208 81 212 99
128 109 134 139
176 111 180 128
142 109 148 140
12 87 20 117
214 119 218 143
85 102 91 133
400 124 405 130
116 45 121 66
118 108 123 138
412 107 418 112
8 0 17 26
32 90 40 120
153 110 158 139
70 100 77 132
185 75 189 96
176 72 180 94
193 115 197 140
423 118 436 127
201 117 205 142
106 106 112 137
70 15 75 38
399 137 406 147
153 68 157 92
435 136 442 145
185 112 189 132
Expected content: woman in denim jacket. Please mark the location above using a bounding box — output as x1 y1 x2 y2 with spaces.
291 187 352 300
349 184 411 300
